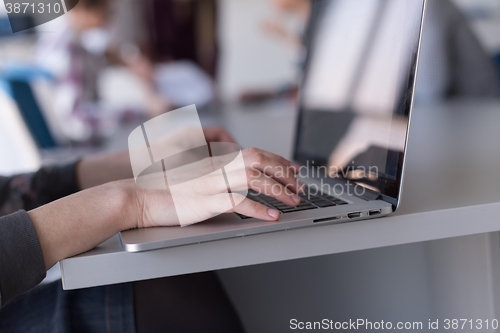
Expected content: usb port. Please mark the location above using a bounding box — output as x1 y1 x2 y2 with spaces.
347 212 362 219
369 209 381 216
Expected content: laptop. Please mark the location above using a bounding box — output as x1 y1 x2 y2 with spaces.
120 0 428 252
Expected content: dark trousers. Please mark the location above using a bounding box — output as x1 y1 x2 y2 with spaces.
0 272 245 333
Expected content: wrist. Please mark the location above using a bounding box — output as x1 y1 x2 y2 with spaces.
29 180 139 269
111 179 140 231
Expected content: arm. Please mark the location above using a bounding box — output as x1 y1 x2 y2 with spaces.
0 163 80 307
0 157 134 307
75 127 236 190
0 156 136 307
27 180 137 270
0 129 295 306
30 147 303 269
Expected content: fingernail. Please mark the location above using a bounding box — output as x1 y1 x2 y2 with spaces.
292 194 301 204
268 209 279 218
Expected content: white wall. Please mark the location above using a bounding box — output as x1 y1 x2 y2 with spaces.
426 233 500 328
217 0 300 102
218 242 433 332
218 233 500 333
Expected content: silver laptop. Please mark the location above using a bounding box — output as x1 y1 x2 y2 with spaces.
121 0 428 252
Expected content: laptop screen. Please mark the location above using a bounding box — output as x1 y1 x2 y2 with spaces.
294 0 426 202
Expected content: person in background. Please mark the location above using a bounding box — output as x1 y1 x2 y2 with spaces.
111 0 219 109
36 0 167 144
140 0 219 79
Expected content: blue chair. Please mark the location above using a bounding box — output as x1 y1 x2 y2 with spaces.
0 66 58 149
0 15 36 37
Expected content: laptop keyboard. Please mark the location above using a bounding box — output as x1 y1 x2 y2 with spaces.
236 188 348 219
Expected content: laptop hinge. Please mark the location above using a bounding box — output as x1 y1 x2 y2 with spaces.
357 188 383 201
355 187 397 210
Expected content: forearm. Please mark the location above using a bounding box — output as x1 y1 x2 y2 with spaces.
76 151 134 190
75 127 237 191
28 180 137 269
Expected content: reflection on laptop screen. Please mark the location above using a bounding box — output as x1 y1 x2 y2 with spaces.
295 0 426 200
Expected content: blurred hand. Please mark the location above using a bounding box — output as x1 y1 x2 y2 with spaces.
77 127 236 190
127 55 154 82
203 127 236 143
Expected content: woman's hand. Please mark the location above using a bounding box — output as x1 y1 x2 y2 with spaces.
133 147 304 228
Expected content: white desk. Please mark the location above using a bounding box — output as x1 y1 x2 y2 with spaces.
60 99 500 291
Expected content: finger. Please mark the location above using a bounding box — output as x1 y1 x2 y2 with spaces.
243 151 304 193
243 147 300 174
221 165 300 206
246 173 301 207
247 156 303 193
229 194 280 221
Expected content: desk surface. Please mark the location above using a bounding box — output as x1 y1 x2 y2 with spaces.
60 99 500 290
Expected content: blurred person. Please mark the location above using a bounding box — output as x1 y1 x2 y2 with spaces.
141 0 219 79
0 126 304 332
86 0 218 110
134 0 219 109
36 0 167 144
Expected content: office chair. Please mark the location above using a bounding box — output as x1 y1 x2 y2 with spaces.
0 88 41 175
0 67 58 149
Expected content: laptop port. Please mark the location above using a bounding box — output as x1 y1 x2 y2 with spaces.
347 212 362 219
369 209 382 216
313 216 341 223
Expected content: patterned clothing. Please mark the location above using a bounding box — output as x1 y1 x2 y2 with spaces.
0 163 79 216
0 162 79 307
